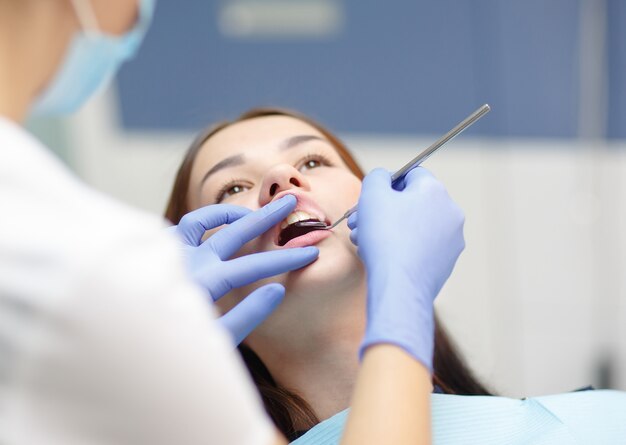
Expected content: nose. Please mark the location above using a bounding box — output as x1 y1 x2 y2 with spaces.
259 164 310 206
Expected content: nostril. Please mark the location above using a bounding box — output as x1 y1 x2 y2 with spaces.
269 183 278 196
290 178 300 187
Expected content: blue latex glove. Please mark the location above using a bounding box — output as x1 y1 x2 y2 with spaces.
348 168 465 371
171 195 319 344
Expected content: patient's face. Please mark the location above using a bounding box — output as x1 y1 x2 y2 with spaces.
187 116 364 334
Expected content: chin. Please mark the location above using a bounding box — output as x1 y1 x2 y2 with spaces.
242 234 366 350
284 241 362 296
221 233 361 314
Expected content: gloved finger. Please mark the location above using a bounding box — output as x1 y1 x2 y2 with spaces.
208 195 297 259
349 227 358 246
402 167 439 193
176 205 251 246
361 168 392 196
347 211 358 230
218 283 285 345
392 174 407 191
221 246 319 291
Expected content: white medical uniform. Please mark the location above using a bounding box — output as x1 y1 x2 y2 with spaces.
0 116 275 445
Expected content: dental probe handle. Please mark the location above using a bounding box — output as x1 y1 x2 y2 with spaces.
340 104 490 228
390 103 490 183
296 104 491 230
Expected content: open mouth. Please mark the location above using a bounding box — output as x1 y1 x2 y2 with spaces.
278 211 327 246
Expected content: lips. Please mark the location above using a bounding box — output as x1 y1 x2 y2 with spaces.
281 228 331 248
272 191 331 248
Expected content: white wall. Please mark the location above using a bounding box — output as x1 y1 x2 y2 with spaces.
64 89 626 397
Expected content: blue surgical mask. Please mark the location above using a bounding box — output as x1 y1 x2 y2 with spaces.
31 0 155 116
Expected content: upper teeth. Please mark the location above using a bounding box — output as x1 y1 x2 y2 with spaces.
281 211 319 229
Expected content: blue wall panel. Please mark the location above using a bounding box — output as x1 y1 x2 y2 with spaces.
608 0 626 139
117 0 583 137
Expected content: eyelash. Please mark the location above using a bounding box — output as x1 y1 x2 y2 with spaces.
213 152 334 203
298 152 333 171
214 178 249 204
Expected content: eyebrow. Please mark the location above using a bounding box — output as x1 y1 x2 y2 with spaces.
280 135 325 151
199 135 326 187
200 154 245 186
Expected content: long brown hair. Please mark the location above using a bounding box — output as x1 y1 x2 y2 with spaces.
165 107 492 438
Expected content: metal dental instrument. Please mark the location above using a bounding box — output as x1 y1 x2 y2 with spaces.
296 103 491 230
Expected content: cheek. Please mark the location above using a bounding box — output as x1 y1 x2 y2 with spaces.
335 176 361 242
310 174 361 243
223 188 259 208
319 173 362 209
347 177 362 202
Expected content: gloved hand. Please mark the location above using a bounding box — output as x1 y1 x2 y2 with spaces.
348 168 465 372
170 195 319 344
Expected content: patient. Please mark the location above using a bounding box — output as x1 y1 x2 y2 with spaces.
165 108 490 440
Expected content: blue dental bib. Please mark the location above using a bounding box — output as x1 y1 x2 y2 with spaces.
291 390 626 444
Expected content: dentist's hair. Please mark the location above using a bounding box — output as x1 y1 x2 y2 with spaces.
165 108 492 440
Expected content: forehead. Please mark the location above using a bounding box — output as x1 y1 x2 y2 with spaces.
194 115 328 169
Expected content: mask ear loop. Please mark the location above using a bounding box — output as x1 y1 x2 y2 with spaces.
69 0 101 33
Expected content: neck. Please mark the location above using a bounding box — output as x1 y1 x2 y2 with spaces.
248 275 367 422
274 325 363 422
0 2 74 122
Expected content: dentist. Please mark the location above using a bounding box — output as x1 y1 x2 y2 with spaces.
0 1 465 444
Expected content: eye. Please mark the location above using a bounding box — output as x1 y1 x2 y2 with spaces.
301 159 321 170
298 154 332 173
215 181 250 203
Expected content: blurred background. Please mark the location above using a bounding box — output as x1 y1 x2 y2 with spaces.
29 0 626 396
